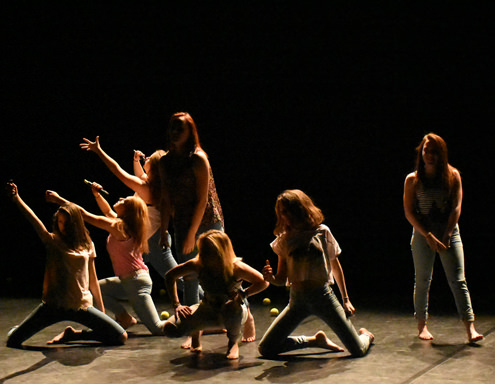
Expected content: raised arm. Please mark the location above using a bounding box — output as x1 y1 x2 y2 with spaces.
88 182 117 218
133 150 146 179
7 182 53 244
45 190 121 238
80 136 152 203
262 257 288 287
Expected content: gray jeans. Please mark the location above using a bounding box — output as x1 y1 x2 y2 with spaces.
258 284 372 357
411 225 475 321
99 271 165 335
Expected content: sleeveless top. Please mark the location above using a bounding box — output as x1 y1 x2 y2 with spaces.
271 224 341 286
415 183 452 236
198 266 243 307
43 241 96 310
161 153 224 236
106 234 148 278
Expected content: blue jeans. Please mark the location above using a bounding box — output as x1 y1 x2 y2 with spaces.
99 272 165 335
164 300 248 343
411 225 475 321
144 230 184 291
174 222 224 306
258 284 372 357
6 302 126 348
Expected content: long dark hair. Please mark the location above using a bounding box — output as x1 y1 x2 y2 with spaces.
274 190 324 236
165 112 202 156
415 133 455 190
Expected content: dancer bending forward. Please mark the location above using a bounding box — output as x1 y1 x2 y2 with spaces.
163 230 268 359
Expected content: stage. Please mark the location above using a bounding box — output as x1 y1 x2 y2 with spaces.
1 297 493 384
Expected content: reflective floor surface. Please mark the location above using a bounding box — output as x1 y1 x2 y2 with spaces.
1 297 494 384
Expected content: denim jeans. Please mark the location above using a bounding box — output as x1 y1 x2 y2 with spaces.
6 302 126 348
99 272 165 335
144 230 184 291
164 301 248 343
174 222 224 306
258 284 372 357
411 225 475 321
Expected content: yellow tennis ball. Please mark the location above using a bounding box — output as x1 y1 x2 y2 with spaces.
263 298 271 305
159 288 166 296
270 308 279 317
160 311 170 320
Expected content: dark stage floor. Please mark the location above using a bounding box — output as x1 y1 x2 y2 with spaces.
1 297 494 384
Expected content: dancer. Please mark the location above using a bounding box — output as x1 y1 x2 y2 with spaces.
46 186 166 335
163 230 268 359
403 133 483 342
80 137 180 286
258 189 374 358
159 112 239 347
5 182 127 348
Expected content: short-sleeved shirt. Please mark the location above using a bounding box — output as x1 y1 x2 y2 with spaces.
42 241 96 310
271 224 341 285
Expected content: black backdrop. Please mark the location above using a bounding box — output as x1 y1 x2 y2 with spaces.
2 2 493 312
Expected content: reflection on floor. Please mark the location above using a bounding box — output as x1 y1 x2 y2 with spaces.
1 297 494 384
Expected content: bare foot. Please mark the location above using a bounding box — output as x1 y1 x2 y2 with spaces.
418 323 434 340
311 331 345 352
359 328 375 343
47 326 78 344
226 341 239 360
189 331 202 353
242 310 256 342
181 336 193 349
465 321 484 343
115 313 138 330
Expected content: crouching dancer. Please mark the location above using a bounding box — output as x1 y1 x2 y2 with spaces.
163 230 268 359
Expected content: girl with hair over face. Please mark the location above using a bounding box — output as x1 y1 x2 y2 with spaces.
46 185 167 335
403 133 483 342
80 137 182 290
6 182 127 348
258 189 374 358
163 230 268 359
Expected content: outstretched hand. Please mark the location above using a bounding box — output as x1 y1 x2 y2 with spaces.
80 136 101 153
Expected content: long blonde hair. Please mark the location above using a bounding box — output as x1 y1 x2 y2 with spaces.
197 230 240 282
117 196 150 253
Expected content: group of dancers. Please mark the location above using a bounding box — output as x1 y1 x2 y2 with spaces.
6 113 483 360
